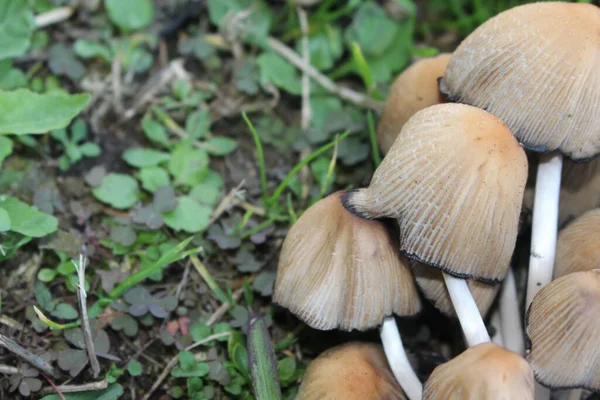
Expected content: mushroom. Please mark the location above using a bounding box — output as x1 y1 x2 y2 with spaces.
439 2 600 310
274 192 422 399
377 53 451 155
554 208 600 279
296 342 406 400
343 103 528 346
525 270 600 392
423 343 535 399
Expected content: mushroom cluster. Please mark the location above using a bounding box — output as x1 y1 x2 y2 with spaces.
274 2 600 399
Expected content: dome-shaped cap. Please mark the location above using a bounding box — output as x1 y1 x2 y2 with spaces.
343 103 528 283
274 192 421 331
526 270 600 390
440 2 600 160
423 343 534 400
555 209 600 279
412 262 500 317
296 342 406 400
378 53 451 155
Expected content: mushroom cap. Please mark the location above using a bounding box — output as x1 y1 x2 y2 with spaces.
378 53 452 155
343 103 528 283
440 2 600 160
296 342 406 400
526 270 600 390
555 209 600 279
274 192 421 331
412 262 500 318
423 343 534 400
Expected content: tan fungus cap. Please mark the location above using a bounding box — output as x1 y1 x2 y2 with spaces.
423 343 534 400
343 103 528 283
555 208 600 278
440 2 600 160
296 342 406 400
274 192 421 331
526 270 600 390
412 262 500 318
378 53 451 155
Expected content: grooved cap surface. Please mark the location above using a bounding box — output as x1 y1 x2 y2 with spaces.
555 209 600 278
441 2 600 160
274 192 421 331
344 103 528 282
378 53 451 155
423 343 534 400
526 270 600 390
296 342 406 400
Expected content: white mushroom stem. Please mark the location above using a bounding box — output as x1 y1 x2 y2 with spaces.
499 268 524 355
554 389 583 400
525 153 563 308
380 317 423 400
443 273 491 347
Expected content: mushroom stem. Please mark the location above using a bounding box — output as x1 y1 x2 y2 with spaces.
380 317 423 400
525 153 563 308
554 389 583 400
499 268 524 355
442 273 491 346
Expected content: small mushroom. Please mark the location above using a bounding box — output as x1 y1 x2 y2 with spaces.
377 53 451 155
439 1 600 309
296 342 406 400
423 343 534 399
343 103 527 346
554 208 600 279
274 191 422 399
525 270 600 391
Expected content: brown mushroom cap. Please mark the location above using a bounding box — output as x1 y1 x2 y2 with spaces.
526 270 600 390
412 262 500 318
296 342 406 400
378 53 451 155
274 192 421 331
423 343 534 400
440 2 600 160
343 103 528 283
554 209 600 279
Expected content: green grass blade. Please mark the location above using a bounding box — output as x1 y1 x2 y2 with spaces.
247 313 282 400
243 112 269 209
367 111 382 167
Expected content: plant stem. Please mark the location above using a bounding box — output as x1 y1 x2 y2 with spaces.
443 273 490 347
243 112 269 209
525 153 563 308
499 268 524 355
379 317 423 400
367 111 381 167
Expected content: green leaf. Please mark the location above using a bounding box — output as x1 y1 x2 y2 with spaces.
0 196 57 237
207 0 272 44
0 0 35 61
48 43 86 81
104 0 154 32
91 173 140 209
0 135 11 166
139 166 170 193
123 148 171 168
248 314 281 400
37 268 57 282
162 196 212 233
127 360 143 377
168 145 209 186
345 1 398 57
0 90 90 135
205 137 238 156
0 60 26 90
73 39 113 63
41 383 124 400
185 110 211 139
50 303 79 320
296 26 343 71
232 343 250 380
0 207 10 232
277 358 296 383
179 351 196 371
190 323 211 342
141 118 170 148
257 52 301 95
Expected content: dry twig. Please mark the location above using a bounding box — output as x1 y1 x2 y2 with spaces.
0 334 55 377
40 380 109 395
